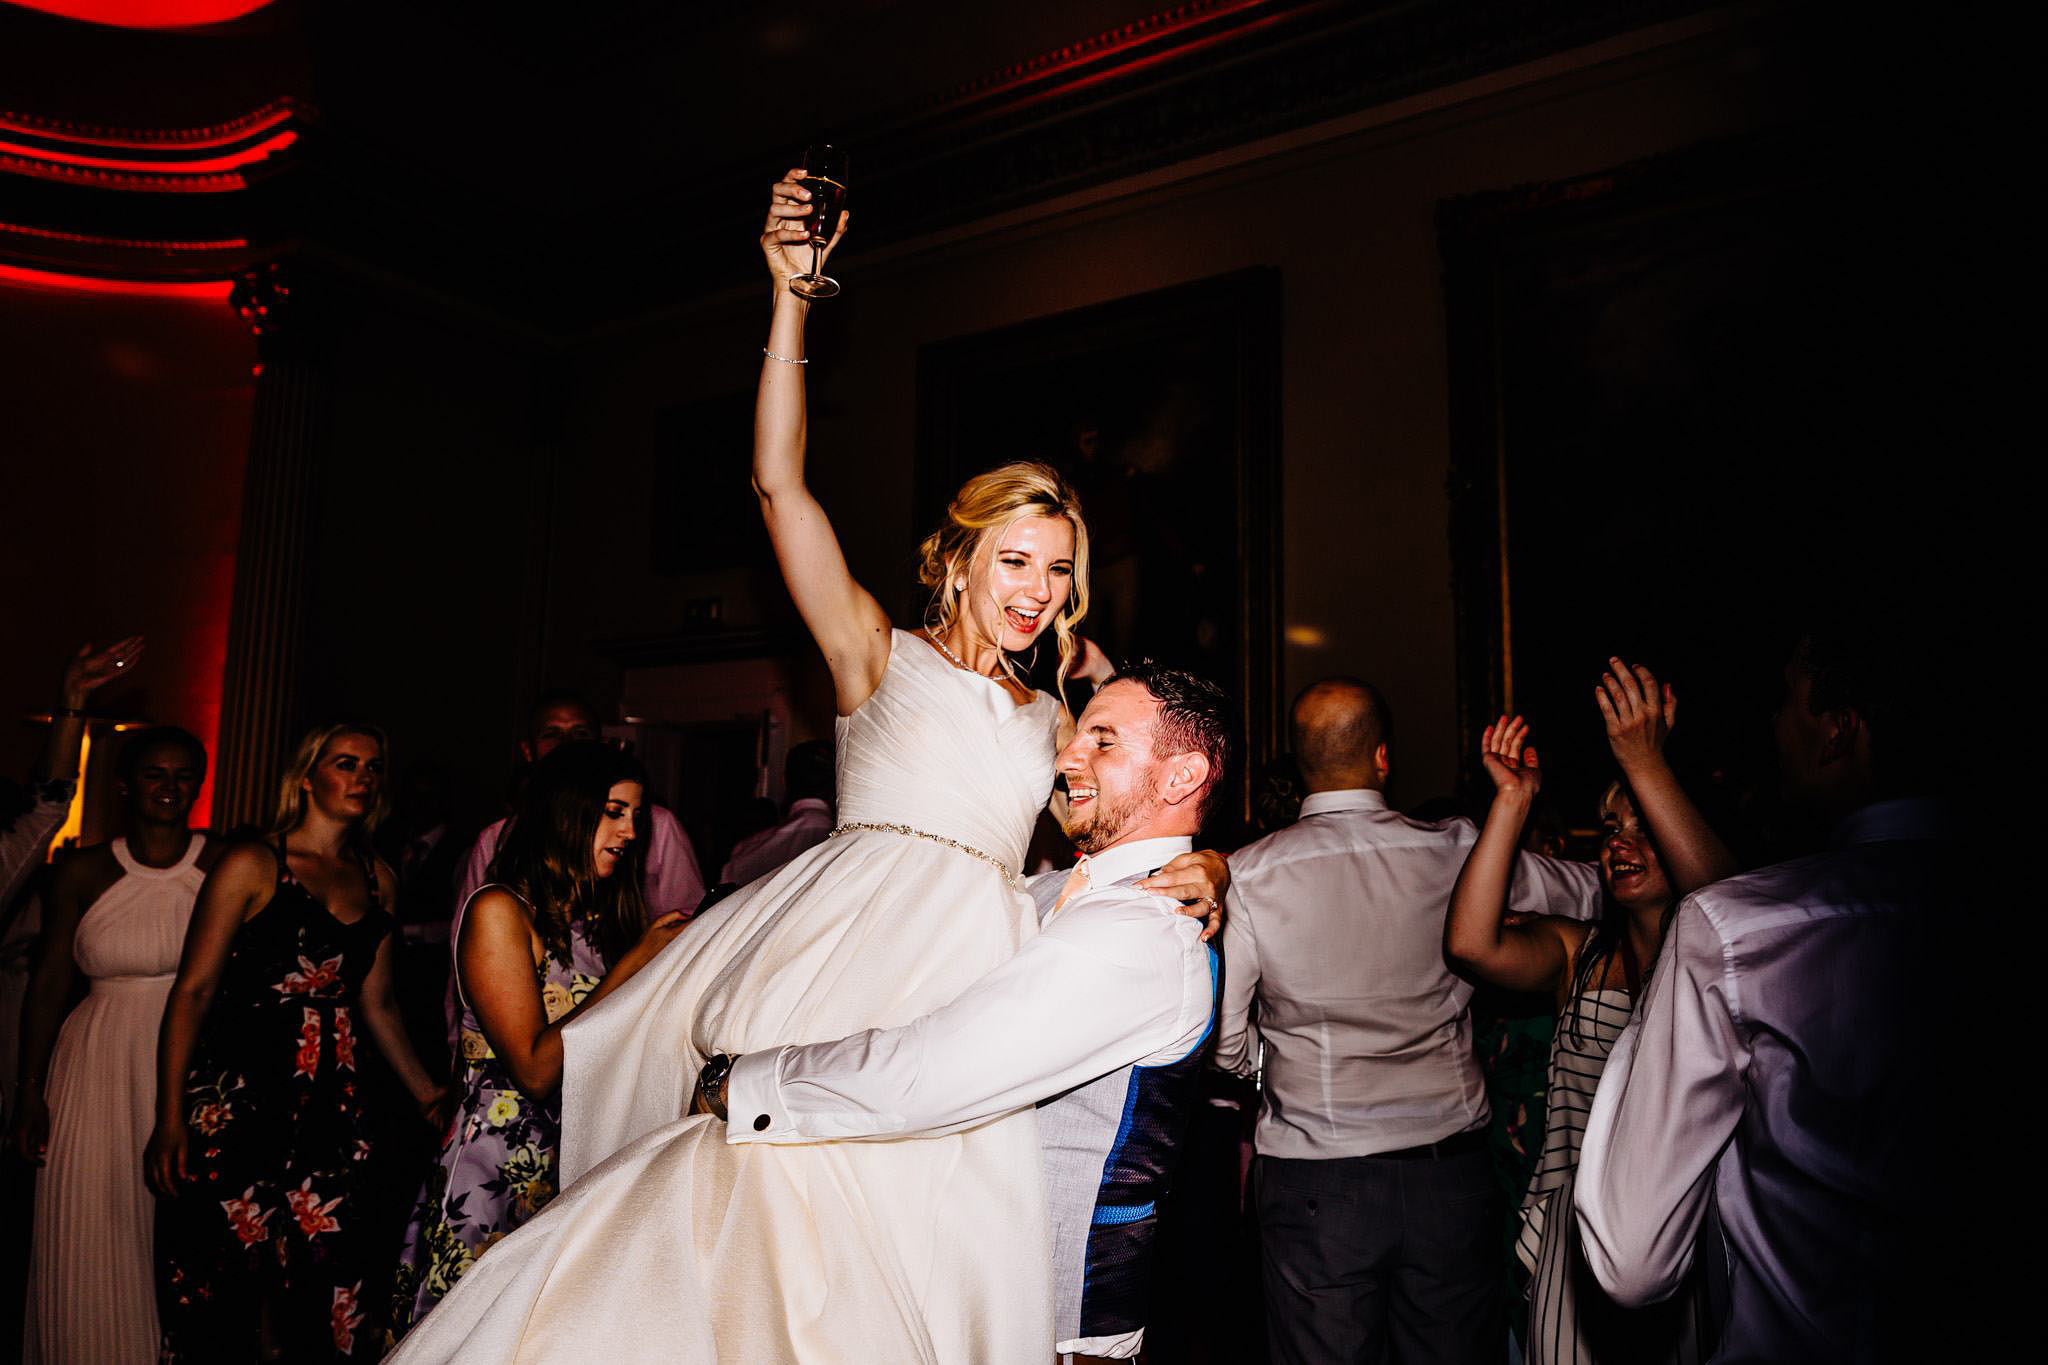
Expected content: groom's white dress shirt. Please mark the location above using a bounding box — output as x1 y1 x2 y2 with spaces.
726 835 1214 1359
726 834 1210 1144
1575 798 1946 1362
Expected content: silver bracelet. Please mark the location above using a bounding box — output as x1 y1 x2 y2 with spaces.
762 347 808 366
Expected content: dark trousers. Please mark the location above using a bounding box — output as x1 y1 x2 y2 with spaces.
1255 1146 1499 1365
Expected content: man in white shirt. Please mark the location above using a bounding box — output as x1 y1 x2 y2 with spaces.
1217 679 1599 1365
719 739 834 887
447 692 706 1037
1576 619 1949 1361
700 664 1231 1363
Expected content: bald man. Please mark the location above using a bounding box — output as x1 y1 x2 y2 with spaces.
1217 679 1598 1365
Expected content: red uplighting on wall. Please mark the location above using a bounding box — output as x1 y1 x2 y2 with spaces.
7 2 274 28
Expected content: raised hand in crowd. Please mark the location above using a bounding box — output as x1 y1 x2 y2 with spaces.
37 635 144 785
760 167 849 292
1443 716 1586 1000
1595 656 1736 895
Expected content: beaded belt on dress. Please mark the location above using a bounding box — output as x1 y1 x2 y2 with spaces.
828 822 1025 891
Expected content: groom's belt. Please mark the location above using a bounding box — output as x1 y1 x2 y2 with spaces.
827 821 1025 891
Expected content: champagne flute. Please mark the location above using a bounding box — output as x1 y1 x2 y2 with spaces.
789 143 848 301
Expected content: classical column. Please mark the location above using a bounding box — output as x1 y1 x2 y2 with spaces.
210 261 323 831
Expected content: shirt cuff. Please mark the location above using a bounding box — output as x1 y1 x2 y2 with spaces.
722 1049 797 1144
1058 1327 1144 1359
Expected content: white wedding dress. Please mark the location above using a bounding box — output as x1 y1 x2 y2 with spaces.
390 630 1060 1363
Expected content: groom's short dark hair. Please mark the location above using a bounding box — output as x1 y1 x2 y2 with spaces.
1110 662 1233 826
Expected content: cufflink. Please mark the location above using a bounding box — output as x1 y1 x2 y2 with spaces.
753 1114 770 1131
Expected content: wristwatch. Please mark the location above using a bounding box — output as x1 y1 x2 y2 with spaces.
697 1053 737 1121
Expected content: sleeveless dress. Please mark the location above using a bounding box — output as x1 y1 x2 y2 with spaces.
388 887 607 1334
1517 987 1719 1365
156 839 395 1363
24 836 204 1365
389 630 1062 1364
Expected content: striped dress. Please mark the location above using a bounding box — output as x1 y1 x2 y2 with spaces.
1516 987 1721 1364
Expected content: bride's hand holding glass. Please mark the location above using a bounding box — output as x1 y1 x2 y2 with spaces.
762 169 849 295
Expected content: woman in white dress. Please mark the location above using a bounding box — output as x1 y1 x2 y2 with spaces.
389 174 1222 1363
11 727 213 1364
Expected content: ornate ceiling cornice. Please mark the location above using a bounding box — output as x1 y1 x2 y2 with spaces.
0 98 304 283
0 0 1734 318
608 0 1727 326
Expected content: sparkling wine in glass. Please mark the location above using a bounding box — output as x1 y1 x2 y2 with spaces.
789 144 847 301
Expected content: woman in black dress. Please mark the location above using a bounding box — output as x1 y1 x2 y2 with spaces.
147 721 447 1361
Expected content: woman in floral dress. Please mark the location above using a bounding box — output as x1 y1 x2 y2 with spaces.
147 721 448 1361
389 742 687 1337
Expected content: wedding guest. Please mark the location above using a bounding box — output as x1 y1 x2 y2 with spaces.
389 743 686 1336
446 693 705 1038
455 692 705 923
1248 752 1303 834
383 760 459 1073
1444 658 1735 1365
2 638 145 1123
1576 616 1948 1361
148 721 448 1363
1216 678 1600 1365
13 727 212 1365
719 739 834 887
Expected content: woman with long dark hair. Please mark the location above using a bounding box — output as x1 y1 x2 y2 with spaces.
147 721 447 1362
389 743 685 1334
1444 660 1735 1364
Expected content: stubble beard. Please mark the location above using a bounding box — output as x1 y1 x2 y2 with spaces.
1068 786 1148 855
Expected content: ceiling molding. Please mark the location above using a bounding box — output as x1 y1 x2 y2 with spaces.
0 0 1737 322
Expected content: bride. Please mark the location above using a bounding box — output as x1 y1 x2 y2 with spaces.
388 174 1224 1362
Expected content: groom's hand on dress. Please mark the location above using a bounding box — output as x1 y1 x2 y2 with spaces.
1139 849 1231 942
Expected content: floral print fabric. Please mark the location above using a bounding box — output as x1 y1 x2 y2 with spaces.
388 891 604 1336
156 839 393 1362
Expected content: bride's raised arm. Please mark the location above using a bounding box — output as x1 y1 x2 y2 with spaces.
753 170 891 716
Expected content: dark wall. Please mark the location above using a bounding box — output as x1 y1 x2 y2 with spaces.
292 282 556 837
547 17 1796 807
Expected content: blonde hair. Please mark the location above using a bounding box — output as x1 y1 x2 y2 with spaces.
917 462 1090 703
269 720 391 845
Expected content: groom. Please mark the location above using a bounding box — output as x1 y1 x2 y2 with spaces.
697 662 1230 1363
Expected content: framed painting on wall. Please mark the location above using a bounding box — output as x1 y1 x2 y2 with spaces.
916 269 1282 829
1439 132 1874 838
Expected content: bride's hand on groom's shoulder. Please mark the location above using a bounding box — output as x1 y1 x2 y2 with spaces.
1141 849 1231 942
